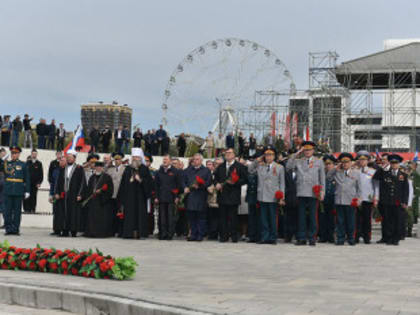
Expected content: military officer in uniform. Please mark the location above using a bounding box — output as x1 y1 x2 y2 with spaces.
249 146 285 244
332 153 361 245
373 154 409 245
319 154 337 243
3 146 30 235
286 141 325 246
355 150 378 244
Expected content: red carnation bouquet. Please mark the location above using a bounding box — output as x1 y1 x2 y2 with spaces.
82 183 109 207
224 168 240 186
351 198 359 208
275 190 284 201
312 185 324 213
116 212 124 220
188 175 205 190
171 188 179 195
0 240 137 280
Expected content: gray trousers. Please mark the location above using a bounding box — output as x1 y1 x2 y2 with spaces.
24 130 33 148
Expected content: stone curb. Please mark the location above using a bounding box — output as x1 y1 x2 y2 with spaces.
0 282 217 315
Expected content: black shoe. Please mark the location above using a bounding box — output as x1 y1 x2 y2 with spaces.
318 239 327 243
309 240 316 246
295 240 306 246
363 239 371 244
393 240 399 246
219 238 227 243
348 240 355 246
196 238 203 242
407 231 412 237
246 239 257 243
50 232 57 236
267 240 277 245
386 242 393 245
335 241 344 246
4 231 13 235
376 239 386 244
187 237 196 242
284 237 292 243
257 241 265 244
71 232 77 237
0 225 5 229
231 239 238 243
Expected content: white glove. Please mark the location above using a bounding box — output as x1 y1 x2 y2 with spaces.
24 193 30 199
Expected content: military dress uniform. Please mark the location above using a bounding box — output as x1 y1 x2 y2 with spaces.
286 141 325 245
333 153 361 245
356 152 378 244
373 154 409 245
249 148 285 244
319 155 337 243
3 147 30 235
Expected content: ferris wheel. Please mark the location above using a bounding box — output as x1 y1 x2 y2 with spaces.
162 38 295 136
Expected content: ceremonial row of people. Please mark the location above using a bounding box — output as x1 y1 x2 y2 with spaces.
0 143 418 246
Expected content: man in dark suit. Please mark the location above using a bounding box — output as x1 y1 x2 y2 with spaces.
23 149 43 213
214 148 247 242
154 155 184 240
100 126 112 153
225 132 235 149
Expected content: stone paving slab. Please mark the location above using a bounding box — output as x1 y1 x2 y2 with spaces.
0 227 420 314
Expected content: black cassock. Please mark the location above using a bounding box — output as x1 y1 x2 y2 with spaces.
117 164 153 238
85 173 114 238
55 165 86 233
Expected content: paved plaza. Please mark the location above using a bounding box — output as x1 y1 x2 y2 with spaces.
0 225 420 315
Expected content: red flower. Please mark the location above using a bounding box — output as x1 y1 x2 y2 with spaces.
171 188 179 195
230 168 239 184
29 251 37 261
71 268 79 275
1 263 8 269
396 200 401 207
275 191 284 200
95 256 104 264
375 216 383 223
99 262 109 272
38 259 47 269
19 261 27 269
195 176 205 186
351 198 359 208
0 252 7 259
15 248 23 254
50 262 58 271
82 272 89 278
63 270 69 275
312 185 322 196
107 259 115 269
9 246 16 251
29 262 36 270
90 270 95 277
23 249 31 255
116 212 124 220
60 192 66 199
61 261 68 270
102 184 108 191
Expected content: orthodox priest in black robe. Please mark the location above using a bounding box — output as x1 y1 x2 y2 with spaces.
117 148 153 239
85 161 114 238
54 150 86 237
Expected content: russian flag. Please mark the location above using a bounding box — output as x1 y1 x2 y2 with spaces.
64 125 90 153
303 125 310 141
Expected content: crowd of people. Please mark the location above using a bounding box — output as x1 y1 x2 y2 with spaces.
0 138 418 246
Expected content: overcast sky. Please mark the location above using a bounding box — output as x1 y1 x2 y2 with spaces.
1 0 419 134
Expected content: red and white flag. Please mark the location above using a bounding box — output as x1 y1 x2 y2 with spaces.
64 125 90 153
270 112 276 136
303 125 310 141
292 112 298 137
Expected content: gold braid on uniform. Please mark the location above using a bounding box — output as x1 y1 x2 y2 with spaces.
4 160 15 176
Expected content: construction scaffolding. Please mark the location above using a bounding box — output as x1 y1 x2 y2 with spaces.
306 52 349 152
235 90 290 140
335 42 420 152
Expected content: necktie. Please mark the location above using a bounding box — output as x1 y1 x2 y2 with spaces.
267 165 270 173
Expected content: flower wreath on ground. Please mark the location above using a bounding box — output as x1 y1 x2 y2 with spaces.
0 240 138 280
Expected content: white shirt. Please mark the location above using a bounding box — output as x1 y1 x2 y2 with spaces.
66 164 75 179
117 130 122 139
